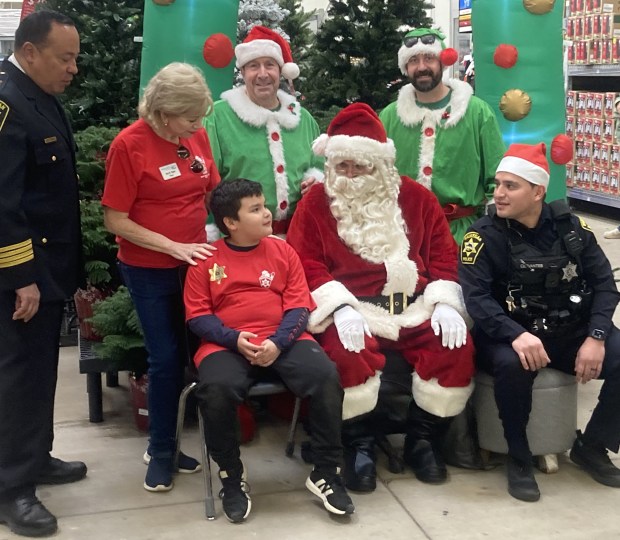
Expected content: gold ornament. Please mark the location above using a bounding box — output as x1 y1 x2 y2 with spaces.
523 0 555 15
152 0 175 5
499 89 532 122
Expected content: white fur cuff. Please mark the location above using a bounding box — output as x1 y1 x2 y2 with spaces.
412 372 474 418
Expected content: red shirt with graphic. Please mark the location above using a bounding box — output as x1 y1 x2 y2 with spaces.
184 236 316 365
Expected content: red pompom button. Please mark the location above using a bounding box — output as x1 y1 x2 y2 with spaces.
551 134 574 165
423 166 433 176
279 200 288 210
271 132 280 142
424 127 434 137
493 44 518 69
276 164 284 173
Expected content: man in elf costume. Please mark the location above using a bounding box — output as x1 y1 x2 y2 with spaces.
205 26 323 237
380 27 505 244
287 103 475 492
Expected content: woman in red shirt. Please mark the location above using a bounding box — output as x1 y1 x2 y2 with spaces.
102 63 220 492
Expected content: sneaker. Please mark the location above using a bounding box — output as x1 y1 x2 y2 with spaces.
603 227 620 239
506 456 540 502
144 456 173 492
218 466 251 523
306 467 355 515
570 430 620 488
143 451 202 474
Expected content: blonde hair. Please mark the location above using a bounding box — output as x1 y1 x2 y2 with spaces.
138 62 213 128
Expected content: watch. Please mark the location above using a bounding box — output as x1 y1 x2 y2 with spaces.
590 329 607 341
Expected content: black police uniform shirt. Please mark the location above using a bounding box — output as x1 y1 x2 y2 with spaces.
0 59 82 301
458 204 619 343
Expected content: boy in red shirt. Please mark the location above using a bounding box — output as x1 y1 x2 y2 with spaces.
184 179 354 523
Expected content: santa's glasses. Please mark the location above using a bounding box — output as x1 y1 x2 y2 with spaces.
334 161 375 177
403 34 436 48
177 145 204 173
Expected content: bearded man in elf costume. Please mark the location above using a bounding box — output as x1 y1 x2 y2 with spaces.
205 26 323 237
287 103 475 491
380 27 505 244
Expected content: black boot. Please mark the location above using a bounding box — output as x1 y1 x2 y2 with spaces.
403 402 450 484
570 430 620 488
342 419 377 492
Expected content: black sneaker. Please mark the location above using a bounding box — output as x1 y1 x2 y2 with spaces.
506 456 540 502
570 430 620 488
306 467 355 515
219 467 251 523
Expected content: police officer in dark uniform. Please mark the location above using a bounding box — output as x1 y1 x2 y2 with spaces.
459 143 620 503
0 11 87 538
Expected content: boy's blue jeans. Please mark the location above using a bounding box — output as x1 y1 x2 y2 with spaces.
118 261 187 458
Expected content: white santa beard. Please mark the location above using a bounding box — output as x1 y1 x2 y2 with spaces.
325 169 409 264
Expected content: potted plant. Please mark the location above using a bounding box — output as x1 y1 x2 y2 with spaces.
89 285 149 431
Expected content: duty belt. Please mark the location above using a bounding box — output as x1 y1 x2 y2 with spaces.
358 292 417 315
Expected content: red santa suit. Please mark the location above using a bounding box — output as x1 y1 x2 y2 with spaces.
286 104 475 421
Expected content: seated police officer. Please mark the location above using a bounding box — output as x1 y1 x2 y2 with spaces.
458 142 620 502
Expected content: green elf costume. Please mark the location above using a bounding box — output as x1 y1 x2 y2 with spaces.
380 28 505 244
205 26 324 236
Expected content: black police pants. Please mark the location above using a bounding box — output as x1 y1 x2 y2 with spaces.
475 327 620 462
195 339 344 472
0 293 64 499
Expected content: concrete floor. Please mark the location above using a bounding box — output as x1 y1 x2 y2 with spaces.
5 209 620 540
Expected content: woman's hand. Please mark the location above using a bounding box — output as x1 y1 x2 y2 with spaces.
169 242 217 266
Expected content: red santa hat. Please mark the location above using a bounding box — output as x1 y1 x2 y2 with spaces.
235 25 300 80
496 142 550 188
313 103 396 162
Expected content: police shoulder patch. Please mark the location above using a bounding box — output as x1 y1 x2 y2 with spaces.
460 231 484 265
578 216 592 232
0 100 9 133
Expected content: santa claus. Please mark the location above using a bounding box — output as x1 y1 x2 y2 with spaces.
287 103 475 491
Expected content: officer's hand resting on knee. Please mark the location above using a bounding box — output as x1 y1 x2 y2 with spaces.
574 337 605 384
334 305 371 353
511 332 550 371
430 303 467 349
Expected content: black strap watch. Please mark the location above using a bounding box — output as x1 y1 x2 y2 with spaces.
590 329 606 341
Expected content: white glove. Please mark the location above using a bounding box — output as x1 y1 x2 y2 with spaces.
333 305 371 353
431 303 467 350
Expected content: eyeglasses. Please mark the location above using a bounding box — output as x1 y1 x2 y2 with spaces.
334 161 375 176
403 34 436 48
177 145 204 173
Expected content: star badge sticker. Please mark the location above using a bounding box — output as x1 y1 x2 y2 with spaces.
209 263 227 284
562 261 578 282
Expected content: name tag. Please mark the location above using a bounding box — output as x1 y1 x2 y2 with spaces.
159 163 181 180
44 136 57 144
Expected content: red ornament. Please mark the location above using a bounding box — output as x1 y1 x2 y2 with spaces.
424 127 434 137
442 111 450 120
423 166 433 176
276 164 284 174
439 48 458 67
271 132 280 142
550 134 574 165
494 44 518 69
203 33 234 69
279 200 288 210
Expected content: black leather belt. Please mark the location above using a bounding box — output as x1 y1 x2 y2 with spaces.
358 293 417 315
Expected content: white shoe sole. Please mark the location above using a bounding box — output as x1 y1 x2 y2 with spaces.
143 481 174 492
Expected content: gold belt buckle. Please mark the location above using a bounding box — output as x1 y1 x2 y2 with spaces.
389 293 405 315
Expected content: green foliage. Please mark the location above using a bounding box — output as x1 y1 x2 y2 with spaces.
79 199 117 287
75 125 120 199
90 286 147 375
39 0 143 131
303 0 432 114
279 0 315 95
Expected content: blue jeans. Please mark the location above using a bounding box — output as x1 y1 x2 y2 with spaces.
118 261 187 458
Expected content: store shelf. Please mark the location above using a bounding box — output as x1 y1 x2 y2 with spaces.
568 64 620 77
568 187 620 208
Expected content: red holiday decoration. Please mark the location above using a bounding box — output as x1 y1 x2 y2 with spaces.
494 44 519 69
439 48 458 67
203 33 234 69
550 134 573 165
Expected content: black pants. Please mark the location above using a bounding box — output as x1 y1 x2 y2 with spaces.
196 340 344 471
0 293 64 499
475 326 620 462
